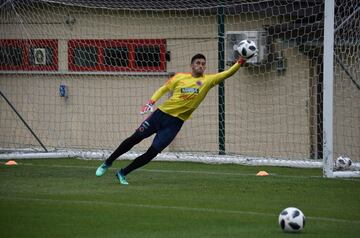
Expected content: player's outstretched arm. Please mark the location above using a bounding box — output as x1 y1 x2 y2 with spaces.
210 58 246 86
140 85 169 114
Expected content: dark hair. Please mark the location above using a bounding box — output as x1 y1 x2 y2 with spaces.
191 53 206 64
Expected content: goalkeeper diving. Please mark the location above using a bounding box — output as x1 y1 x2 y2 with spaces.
96 53 252 185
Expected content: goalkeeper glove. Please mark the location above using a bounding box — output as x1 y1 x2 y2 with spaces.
237 58 246 65
140 99 155 115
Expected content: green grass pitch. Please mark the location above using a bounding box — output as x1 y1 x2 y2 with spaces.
0 158 359 238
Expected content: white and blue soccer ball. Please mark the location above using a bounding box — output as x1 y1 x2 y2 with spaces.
335 155 352 170
278 207 305 233
234 39 258 59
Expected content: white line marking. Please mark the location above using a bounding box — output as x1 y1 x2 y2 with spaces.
0 195 359 224
20 162 360 181
9 162 360 181
19 163 327 179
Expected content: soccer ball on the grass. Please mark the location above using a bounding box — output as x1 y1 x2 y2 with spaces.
234 39 258 59
278 207 305 233
335 155 352 170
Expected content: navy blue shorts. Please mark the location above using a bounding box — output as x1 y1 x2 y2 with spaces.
136 109 184 152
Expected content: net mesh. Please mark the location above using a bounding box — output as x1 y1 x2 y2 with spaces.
333 1 360 168
0 0 359 174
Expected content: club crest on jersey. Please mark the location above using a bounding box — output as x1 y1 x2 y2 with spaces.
181 88 199 94
196 80 202 86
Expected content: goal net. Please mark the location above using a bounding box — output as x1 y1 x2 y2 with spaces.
331 0 360 177
0 0 359 177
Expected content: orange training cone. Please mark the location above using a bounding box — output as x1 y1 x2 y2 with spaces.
5 160 18 166
256 171 269 176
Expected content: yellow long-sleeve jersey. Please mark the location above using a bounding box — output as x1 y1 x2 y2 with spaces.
150 62 242 121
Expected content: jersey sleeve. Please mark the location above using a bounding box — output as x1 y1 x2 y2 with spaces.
209 62 241 86
150 75 177 102
150 85 169 102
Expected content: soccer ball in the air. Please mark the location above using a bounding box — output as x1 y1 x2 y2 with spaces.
278 207 305 232
335 155 352 170
235 39 258 59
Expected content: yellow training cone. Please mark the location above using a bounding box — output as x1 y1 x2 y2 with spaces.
256 171 269 176
5 160 18 166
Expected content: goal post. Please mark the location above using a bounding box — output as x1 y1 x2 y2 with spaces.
0 1 359 177
322 0 335 178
